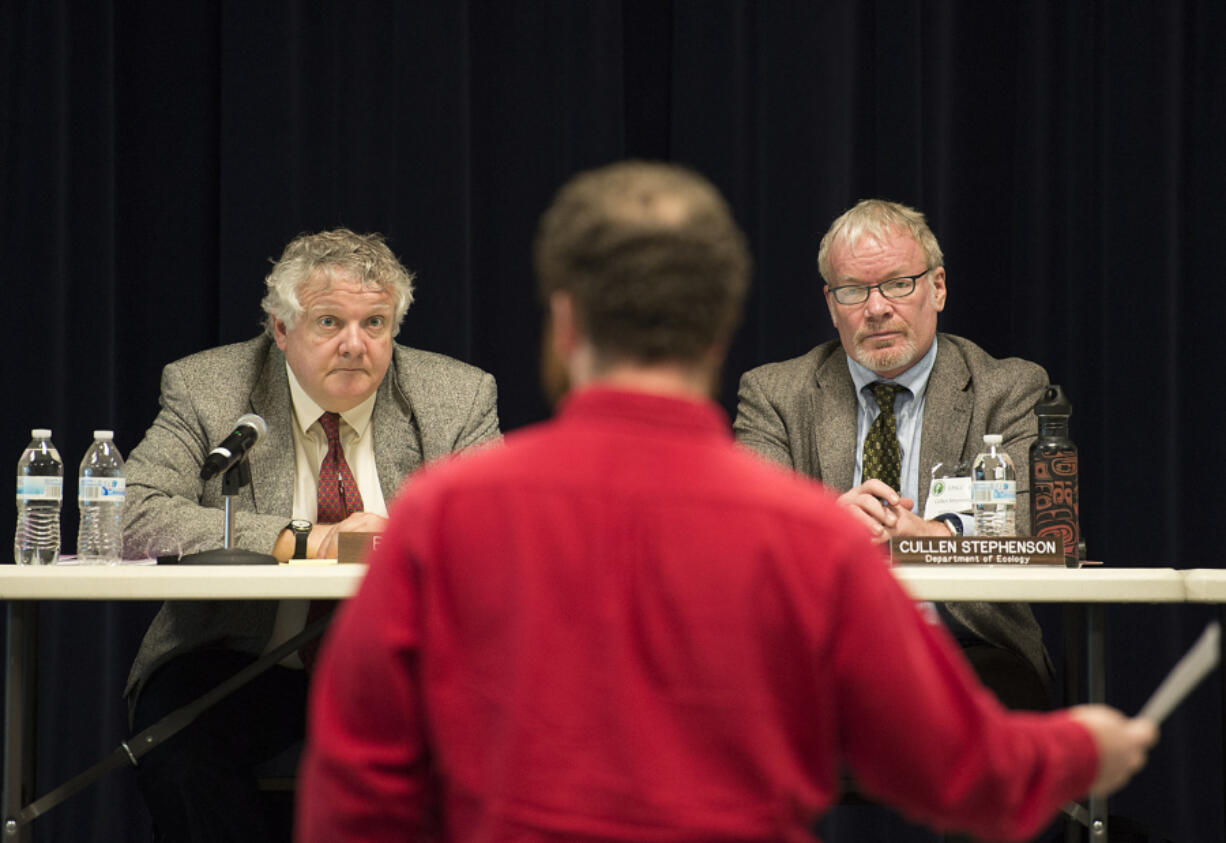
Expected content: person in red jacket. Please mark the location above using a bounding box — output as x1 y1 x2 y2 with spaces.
297 161 1155 842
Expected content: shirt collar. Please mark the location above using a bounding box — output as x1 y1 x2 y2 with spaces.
285 363 377 439
847 337 938 405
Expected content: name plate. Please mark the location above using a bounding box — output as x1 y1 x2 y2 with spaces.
890 536 1066 566
337 532 381 565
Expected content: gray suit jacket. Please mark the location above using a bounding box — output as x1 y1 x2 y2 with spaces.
123 335 500 704
734 333 1052 682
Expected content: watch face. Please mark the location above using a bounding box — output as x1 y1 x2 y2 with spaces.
290 519 311 533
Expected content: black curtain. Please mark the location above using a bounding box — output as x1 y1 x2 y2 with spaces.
3 2 1224 840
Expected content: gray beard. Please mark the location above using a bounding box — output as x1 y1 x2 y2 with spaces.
852 334 918 374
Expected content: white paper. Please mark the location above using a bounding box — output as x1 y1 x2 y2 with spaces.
1138 621 1220 724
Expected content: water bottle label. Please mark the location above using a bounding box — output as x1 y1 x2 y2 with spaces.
972 480 1016 504
79 477 126 500
16 476 63 501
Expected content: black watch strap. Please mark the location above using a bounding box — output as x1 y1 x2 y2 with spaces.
288 519 312 559
933 513 964 536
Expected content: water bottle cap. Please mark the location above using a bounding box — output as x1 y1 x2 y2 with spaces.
93 430 114 440
1033 384 1073 417
983 433 1003 445
31 428 51 439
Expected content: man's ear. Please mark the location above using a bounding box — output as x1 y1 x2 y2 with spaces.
929 267 947 312
823 287 839 327
549 292 580 361
540 292 581 407
272 318 289 350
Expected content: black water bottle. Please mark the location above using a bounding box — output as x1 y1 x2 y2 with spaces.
1029 385 1081 567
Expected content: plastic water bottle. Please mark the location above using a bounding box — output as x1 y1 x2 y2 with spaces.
1030 386 1080 566
15 429 64 565
972 433 1016 536
78 430 126 563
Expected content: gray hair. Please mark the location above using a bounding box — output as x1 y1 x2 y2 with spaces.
817 199 944 284
261 228 416 336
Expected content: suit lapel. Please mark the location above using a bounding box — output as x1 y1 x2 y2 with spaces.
372 352 422 504
247 343 295 517
246 344 424 515
917 336 972 516
813 350 858 491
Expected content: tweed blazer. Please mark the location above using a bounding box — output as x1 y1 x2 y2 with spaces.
733 333 1052 682
123 335 500 704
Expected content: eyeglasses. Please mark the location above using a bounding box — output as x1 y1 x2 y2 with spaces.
828 269 931 305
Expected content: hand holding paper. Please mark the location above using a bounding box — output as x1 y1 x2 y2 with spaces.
1062 621 1215 813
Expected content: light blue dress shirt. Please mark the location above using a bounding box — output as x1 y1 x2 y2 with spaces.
848 340 936 504
846 341 973 534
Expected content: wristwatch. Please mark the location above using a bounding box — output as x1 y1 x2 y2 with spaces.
932 513 964 536
288 519 312 560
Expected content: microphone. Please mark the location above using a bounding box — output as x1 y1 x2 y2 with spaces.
200 414 268 480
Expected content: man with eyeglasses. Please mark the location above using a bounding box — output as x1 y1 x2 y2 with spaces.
734 199 1052 711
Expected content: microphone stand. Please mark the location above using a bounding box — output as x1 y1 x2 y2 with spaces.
176 457 277 565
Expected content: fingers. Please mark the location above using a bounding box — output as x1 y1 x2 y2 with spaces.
1068 706 1159 797
338 511 389 534
855 479 903 507
308 523 343 560
890 507 952 539
838 483 898 530
842 504 890 542
1133 716 1160 748
837 483 926 543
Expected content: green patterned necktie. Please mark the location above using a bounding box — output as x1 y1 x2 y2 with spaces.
862 382 904 492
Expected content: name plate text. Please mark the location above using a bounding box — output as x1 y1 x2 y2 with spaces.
890 536 1066 566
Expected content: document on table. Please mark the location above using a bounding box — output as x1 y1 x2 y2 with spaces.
1138 621 1220 724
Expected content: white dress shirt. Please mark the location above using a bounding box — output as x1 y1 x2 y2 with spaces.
265 364 388 666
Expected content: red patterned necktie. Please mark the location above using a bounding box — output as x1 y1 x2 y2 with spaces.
301 411 364 670
316 411 364 523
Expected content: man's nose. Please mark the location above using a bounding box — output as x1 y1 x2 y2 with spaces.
337 323 367 355
864 286 894 316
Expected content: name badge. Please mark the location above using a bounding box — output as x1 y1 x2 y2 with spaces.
923 475 973 520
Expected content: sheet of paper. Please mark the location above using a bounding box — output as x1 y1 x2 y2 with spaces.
1138 621 1220 724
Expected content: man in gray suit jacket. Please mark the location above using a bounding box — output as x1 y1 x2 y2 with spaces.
123 228 499 842
735 200 1051 711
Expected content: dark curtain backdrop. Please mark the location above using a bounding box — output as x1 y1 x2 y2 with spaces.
3 2 1224 841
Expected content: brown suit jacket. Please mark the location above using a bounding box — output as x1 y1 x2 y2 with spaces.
733 333 1052 682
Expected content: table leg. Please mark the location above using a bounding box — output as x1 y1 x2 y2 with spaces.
3 601 36 843
1063 604 1085 843
1087 603 1107 842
